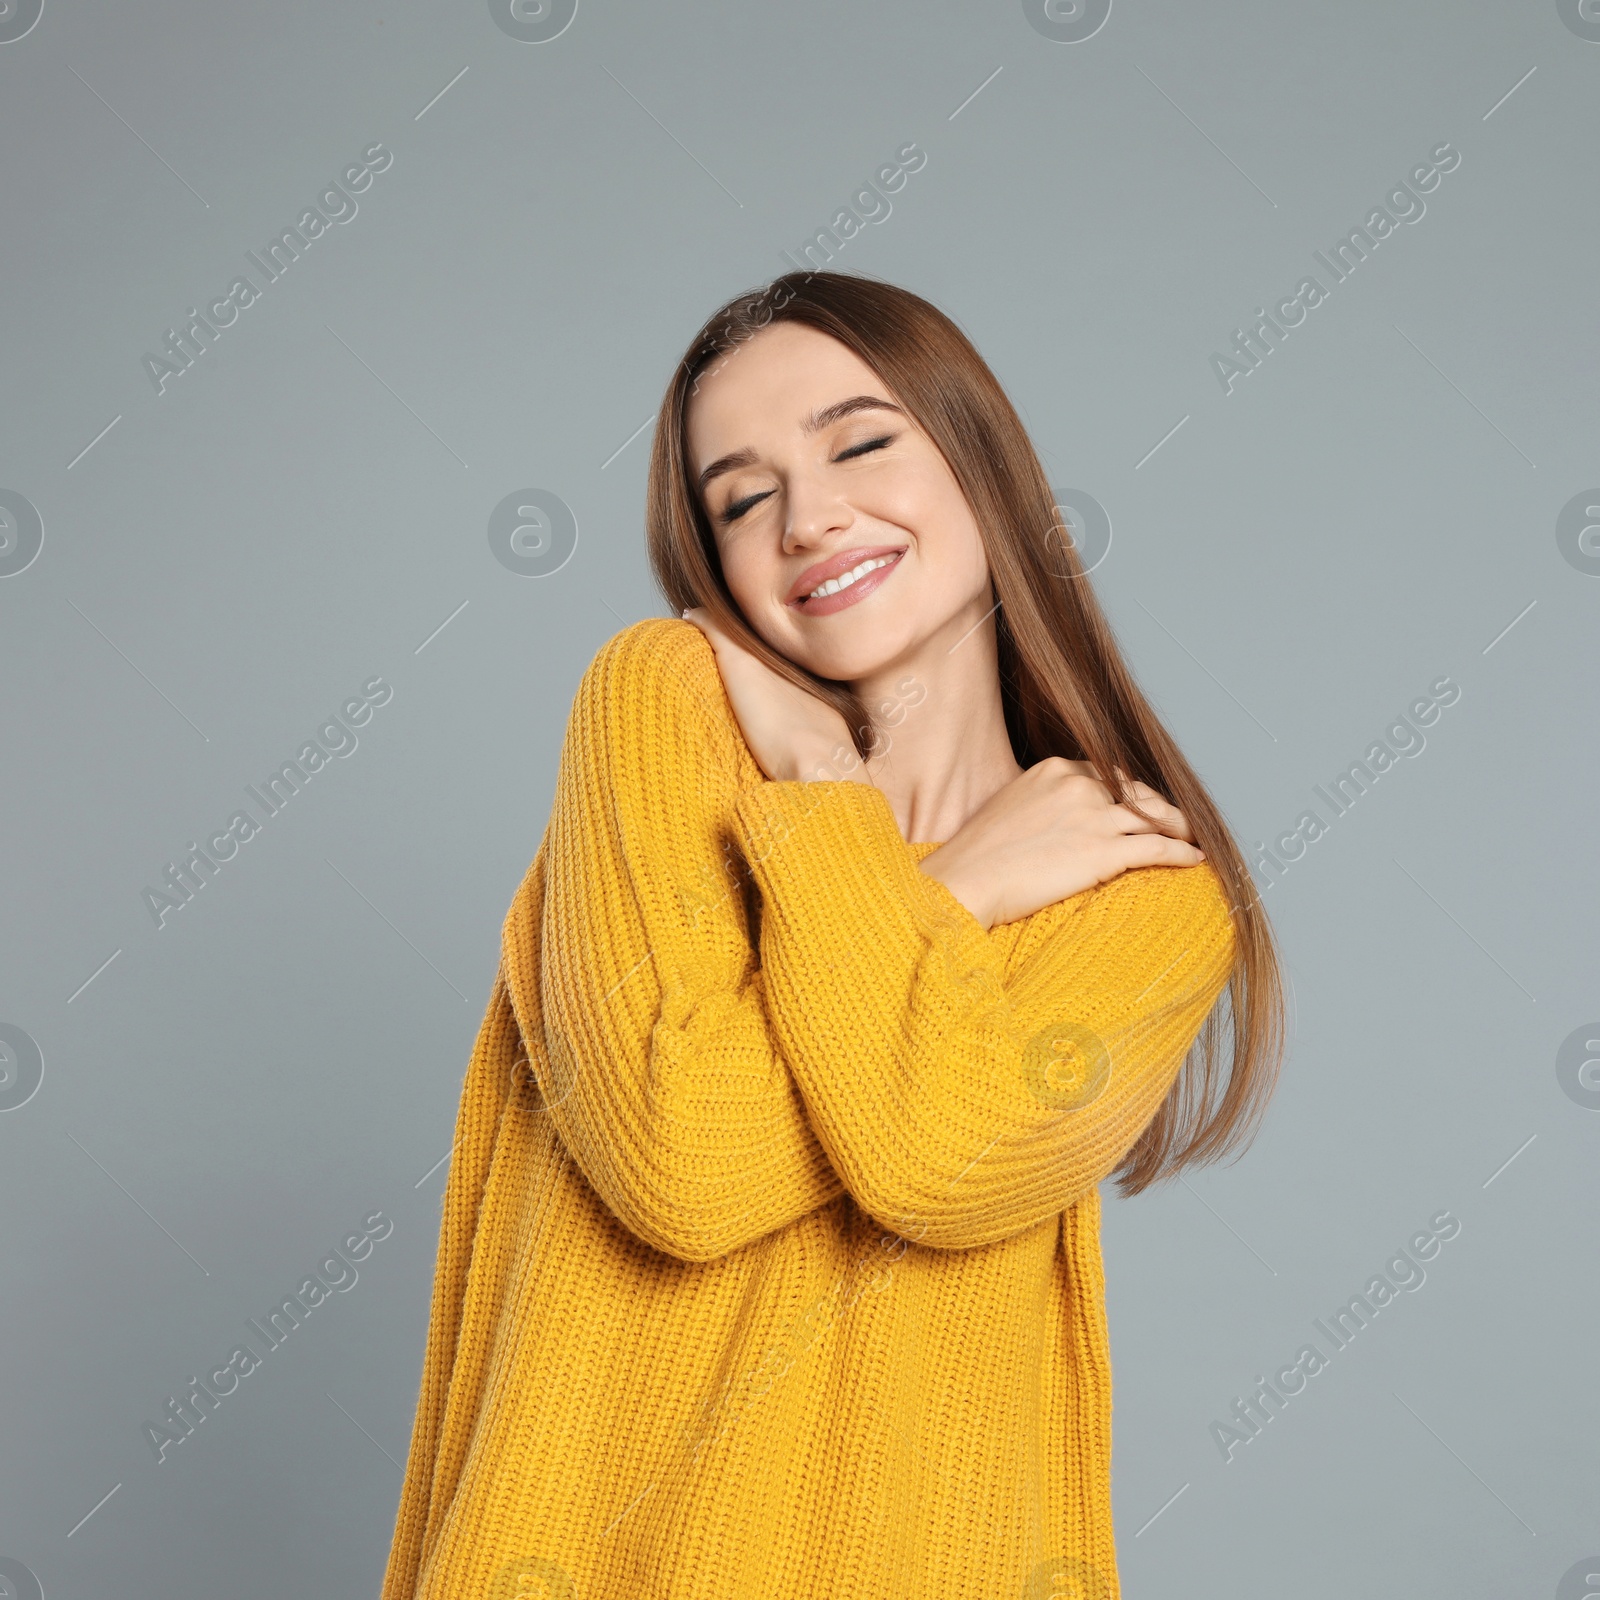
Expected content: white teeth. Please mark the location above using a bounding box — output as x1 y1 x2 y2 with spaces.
806 554 897 601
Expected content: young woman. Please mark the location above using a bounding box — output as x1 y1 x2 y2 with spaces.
381 272 1284 1600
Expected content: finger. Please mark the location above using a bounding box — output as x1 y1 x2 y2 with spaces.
1100 772 1182 816
1118 832 1206 869
1109 768 1173 807
682 608 744 661
1115 782 1167 819
1083 763 1165 809
1106 800 1195 842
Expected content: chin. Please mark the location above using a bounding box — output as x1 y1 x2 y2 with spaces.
778 620 915 684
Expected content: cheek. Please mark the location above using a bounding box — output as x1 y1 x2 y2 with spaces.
880 471 985 579
871 459 974 541
718 536 779 614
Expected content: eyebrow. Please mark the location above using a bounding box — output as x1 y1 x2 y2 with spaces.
804 394 905 434
695 394 906 493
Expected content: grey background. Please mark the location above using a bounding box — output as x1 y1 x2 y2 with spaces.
2 1 1596 1595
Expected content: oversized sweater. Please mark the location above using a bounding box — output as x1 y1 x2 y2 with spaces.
380 616 1236 1600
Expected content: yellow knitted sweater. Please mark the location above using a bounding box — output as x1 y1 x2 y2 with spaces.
381 617 1236 1600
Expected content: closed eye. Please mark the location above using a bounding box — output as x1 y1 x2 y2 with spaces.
718 489 774 525
835 433 895 461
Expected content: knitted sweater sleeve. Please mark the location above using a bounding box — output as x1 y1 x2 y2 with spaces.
530 621 846 1263
729 781 1238 1251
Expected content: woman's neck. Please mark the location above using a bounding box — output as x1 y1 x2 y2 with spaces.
854 606 1024 845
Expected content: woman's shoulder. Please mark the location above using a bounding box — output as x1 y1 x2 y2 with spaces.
587 614 712 679
570 616 750 771
578 615 721 717
1015 856 1238 971
1102 856 1236 925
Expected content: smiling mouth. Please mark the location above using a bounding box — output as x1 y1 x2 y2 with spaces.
796 550 904 605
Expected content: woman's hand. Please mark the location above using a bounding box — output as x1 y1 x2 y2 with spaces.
682 608 871 785
919 757 1205 930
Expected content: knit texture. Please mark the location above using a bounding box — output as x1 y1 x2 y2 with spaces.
380 616 1236 1600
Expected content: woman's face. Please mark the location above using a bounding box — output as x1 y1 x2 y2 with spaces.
684 321 994 684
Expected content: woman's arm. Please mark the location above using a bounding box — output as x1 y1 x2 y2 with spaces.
677 609 1233 1248
732 779 1236 1250
523 619 846 1262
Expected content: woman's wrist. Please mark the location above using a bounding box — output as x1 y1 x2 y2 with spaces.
917 847 996 930
774 741 875 786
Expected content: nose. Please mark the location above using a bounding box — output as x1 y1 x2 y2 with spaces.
782 467 853 553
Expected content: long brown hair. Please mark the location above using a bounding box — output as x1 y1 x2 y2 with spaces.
645 269 1284 1197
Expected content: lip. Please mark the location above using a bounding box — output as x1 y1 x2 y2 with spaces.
786 545 908 608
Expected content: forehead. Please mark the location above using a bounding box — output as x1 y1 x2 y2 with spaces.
685 322 887 460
